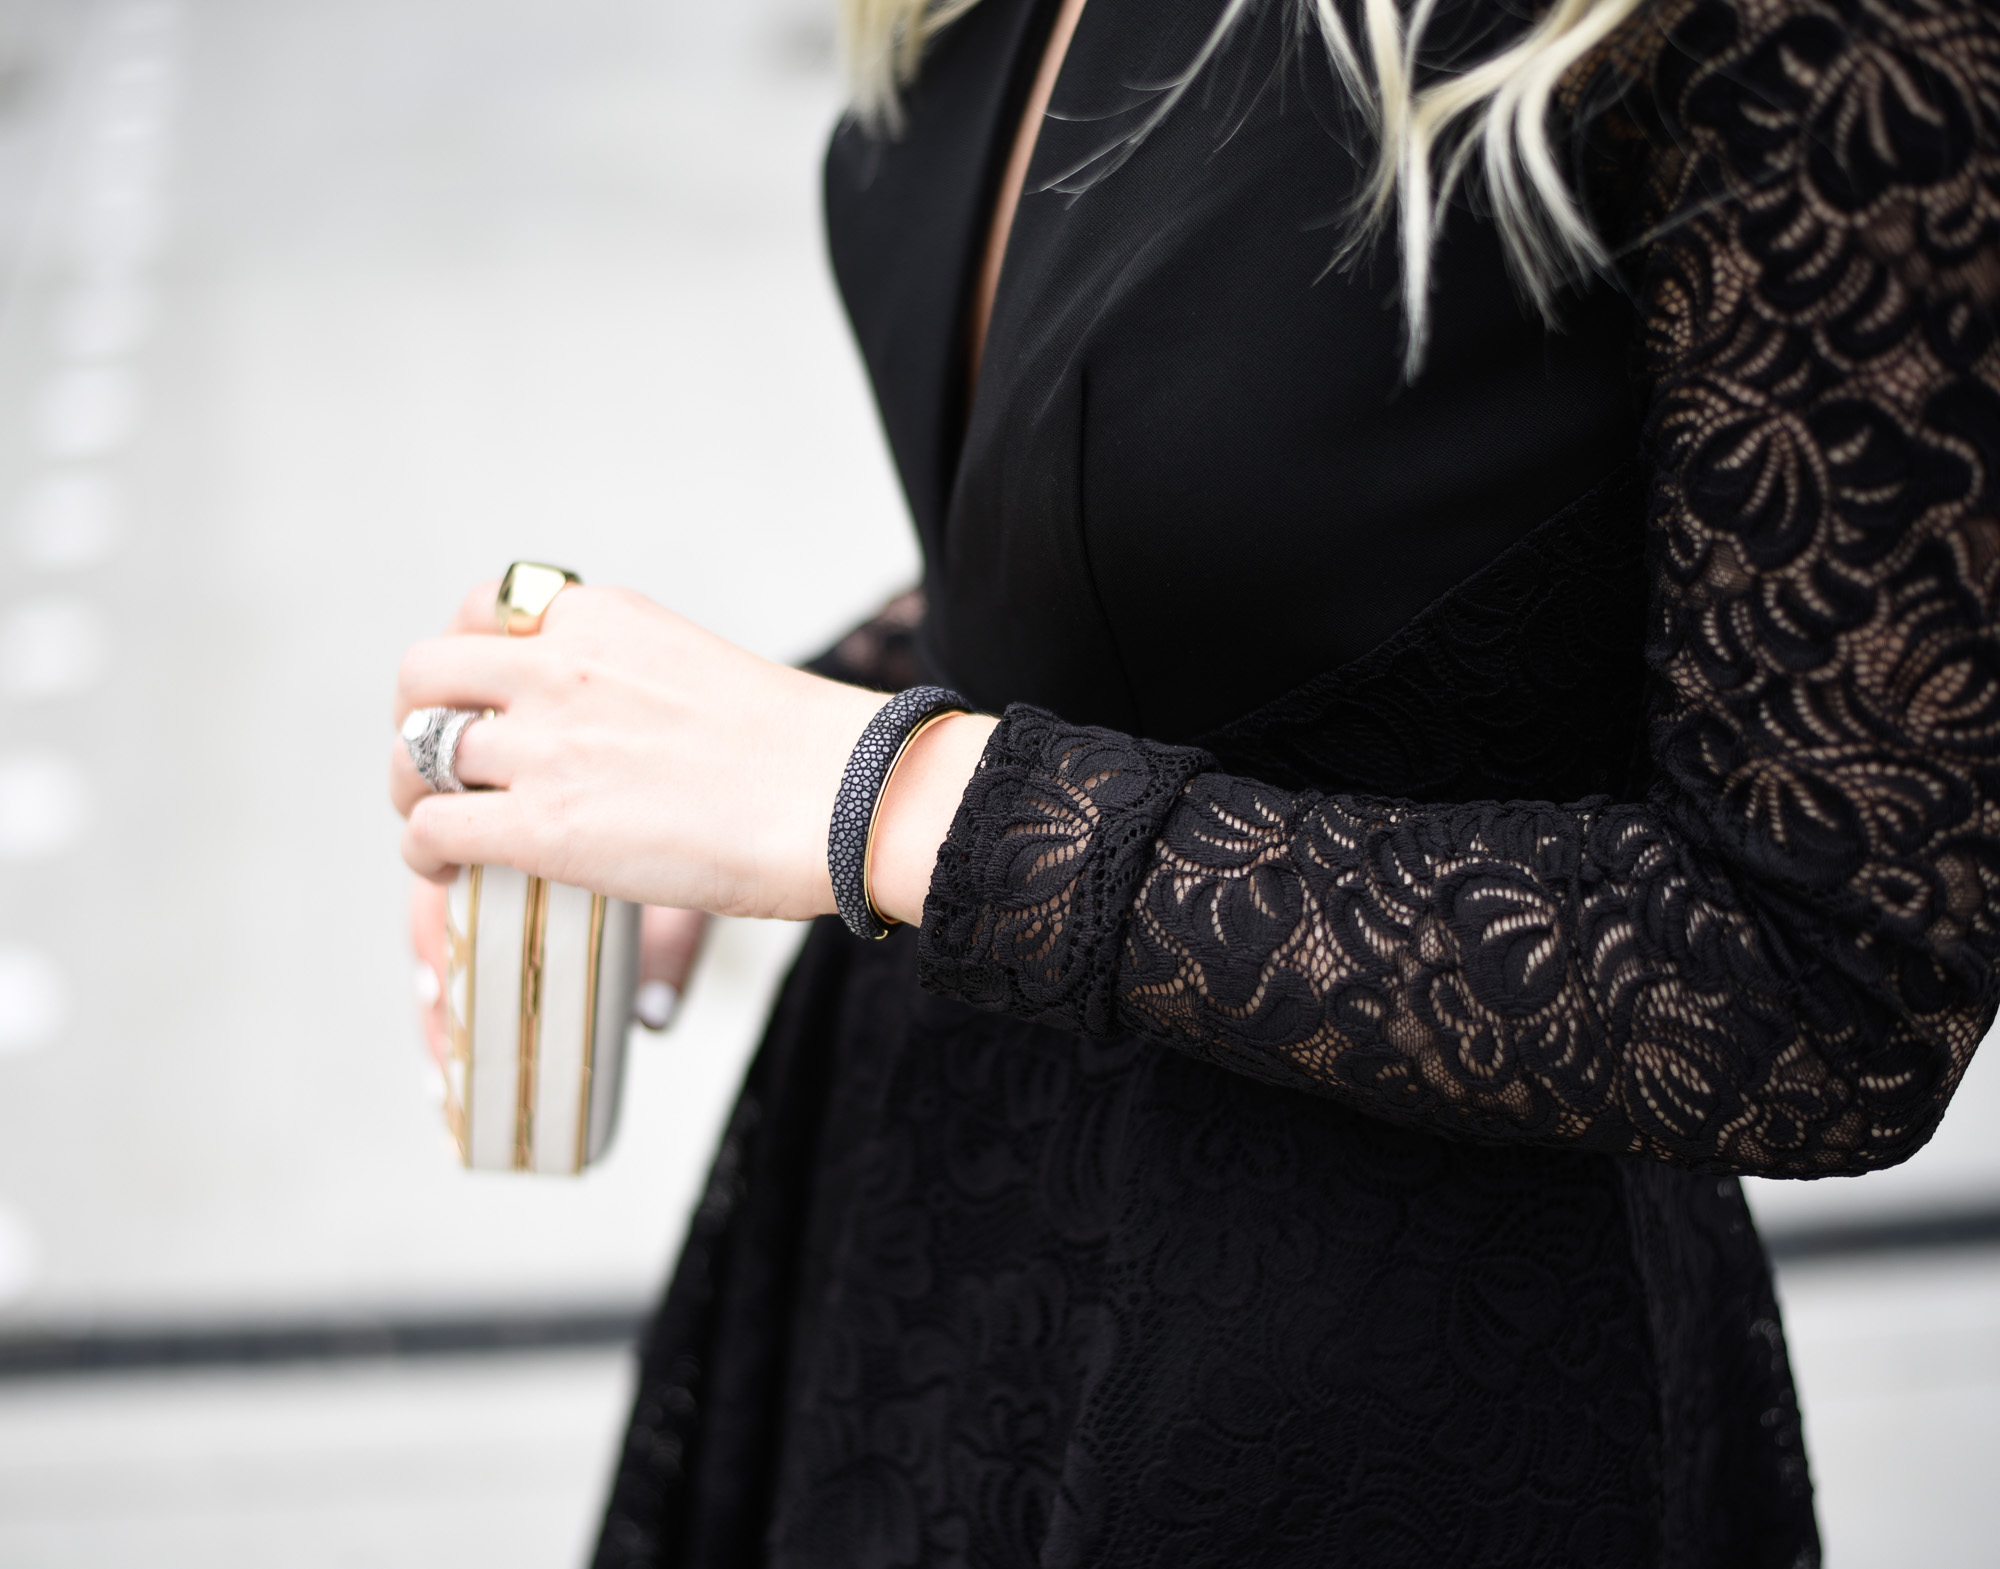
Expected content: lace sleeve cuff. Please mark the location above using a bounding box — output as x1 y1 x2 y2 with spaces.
916 705 1214 1034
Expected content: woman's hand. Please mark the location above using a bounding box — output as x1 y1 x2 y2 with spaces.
388 581 995 926
411 874 451 1071
635 904 708 1028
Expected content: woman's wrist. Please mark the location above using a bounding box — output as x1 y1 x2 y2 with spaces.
867 710 998 927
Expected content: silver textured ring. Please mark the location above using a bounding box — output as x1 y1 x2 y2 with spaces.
401 706 486 794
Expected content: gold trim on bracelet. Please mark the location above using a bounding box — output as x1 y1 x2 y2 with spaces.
861 709 966 936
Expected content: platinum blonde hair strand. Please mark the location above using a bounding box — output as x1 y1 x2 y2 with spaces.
842 0 1646 377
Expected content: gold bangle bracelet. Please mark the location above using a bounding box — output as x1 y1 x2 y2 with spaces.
860 708 966 931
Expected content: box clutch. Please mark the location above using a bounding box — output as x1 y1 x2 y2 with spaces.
442 865 639 1174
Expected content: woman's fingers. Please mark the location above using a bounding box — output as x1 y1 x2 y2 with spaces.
389 576 883 920
440 709 514 790
387 708 515 819
410 877 451 1071
393 633 529 724
402 787 531 881
446 578 506 636
389 737 430 818
641 905 708 990
635 906 708 1030
442 575 590 638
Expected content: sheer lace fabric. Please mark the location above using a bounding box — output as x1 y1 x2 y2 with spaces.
805 588 928 692
920 0 2000 1178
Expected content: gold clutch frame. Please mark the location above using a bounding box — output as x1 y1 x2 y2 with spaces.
443 865 639 1174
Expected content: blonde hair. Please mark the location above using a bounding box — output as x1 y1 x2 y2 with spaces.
841 0 1647 377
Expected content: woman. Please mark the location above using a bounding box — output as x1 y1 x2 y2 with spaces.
390 0 2000 1557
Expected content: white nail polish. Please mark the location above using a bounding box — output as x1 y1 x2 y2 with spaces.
634 980 679 1032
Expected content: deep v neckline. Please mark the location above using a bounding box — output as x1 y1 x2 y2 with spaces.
821 0 1075 560
966 0 1091 396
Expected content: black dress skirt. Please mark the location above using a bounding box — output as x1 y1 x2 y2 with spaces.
595 0 2000 1561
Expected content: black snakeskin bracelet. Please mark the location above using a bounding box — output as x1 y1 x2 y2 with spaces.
829 684 969 941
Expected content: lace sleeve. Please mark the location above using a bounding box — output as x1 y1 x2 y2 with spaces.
803 588 927 691
917 0 2000 1177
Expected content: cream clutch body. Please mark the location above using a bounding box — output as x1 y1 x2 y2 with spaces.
444 866 639 1174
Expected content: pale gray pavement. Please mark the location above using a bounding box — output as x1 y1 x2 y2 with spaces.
0 1 1991 1565
0 0 909 1326
0 1256 1994 1568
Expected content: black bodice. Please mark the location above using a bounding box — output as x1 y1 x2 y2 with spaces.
826 0 1645 744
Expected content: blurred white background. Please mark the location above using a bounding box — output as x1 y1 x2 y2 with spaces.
0 1 1990 1565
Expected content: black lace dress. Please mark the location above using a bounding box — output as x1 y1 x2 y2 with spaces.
595 0 2000 1561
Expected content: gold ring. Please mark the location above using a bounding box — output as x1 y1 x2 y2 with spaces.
497 562 581 636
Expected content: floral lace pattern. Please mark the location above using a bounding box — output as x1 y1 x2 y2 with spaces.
806 588 929 692
920 0 2000 1178
766 949 1672 1568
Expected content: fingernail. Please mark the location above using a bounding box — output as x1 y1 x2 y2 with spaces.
634 980 679 1032
419 1062 446 1106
